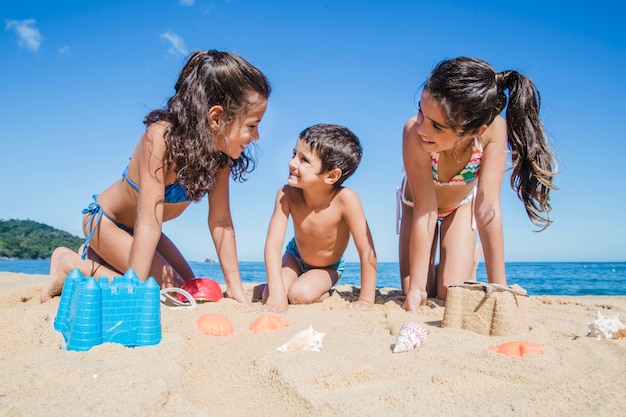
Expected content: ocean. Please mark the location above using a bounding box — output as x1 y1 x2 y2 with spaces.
1 260 625 296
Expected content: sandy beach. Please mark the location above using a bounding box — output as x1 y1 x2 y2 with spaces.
1 271 625 417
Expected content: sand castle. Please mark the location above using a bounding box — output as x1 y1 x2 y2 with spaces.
53 269 161 351
442 281 529 336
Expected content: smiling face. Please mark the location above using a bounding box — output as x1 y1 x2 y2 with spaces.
287 139 325 189
415 90 466 153
216 94 268 159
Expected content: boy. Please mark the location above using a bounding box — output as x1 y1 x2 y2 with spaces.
259 124 377 313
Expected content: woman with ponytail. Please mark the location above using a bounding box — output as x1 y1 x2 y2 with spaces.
42 50 271 304
398 57 557 312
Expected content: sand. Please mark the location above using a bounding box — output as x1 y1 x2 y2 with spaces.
1 271 625 417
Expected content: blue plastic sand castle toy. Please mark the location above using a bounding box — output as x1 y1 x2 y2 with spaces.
53 269 161 351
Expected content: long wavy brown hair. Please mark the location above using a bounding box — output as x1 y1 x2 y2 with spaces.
144 50 271 201
425 56 557 230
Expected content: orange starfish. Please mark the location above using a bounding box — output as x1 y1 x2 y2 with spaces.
489 341 544 357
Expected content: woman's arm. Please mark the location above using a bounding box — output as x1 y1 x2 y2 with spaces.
263 186 291 313
341 188 377 309
475 116 508 284
402 117 438 311
129 124 168 280
208 166 248 304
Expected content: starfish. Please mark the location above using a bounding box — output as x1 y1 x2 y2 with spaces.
489 341 545 357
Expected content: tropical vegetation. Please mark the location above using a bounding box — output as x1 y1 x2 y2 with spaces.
0 219 83 259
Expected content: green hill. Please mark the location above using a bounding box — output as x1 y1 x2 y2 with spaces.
0 219 84 260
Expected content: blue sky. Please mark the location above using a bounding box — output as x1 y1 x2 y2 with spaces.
1 0 625 263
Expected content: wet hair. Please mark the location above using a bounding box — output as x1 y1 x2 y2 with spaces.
144 50 271 201
424 56 557 230
298 123 363 189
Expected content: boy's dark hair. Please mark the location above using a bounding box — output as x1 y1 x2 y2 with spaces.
299 124 362 189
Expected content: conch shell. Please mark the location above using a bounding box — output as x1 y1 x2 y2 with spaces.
277 325 325 352
392 322 428 353
587 311 625 339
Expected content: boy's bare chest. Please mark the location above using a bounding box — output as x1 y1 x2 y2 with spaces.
291 205 344 235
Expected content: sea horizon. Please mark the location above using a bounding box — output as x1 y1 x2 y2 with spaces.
1 259 625 297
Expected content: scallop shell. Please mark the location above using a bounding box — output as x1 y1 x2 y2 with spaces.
489 341 544 357
277 325 325 352
249 314 289 334
197 313 234 336
392 322 428 353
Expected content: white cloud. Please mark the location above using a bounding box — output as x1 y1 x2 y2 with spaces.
5 19 43 52
58 46 70 56
160 31 188 57
179 0 194 5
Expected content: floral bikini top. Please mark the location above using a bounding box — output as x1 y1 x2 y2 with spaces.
431 138 483 186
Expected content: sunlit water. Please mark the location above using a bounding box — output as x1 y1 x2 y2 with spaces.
1 260 624 296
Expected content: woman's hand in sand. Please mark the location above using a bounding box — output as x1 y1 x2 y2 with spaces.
402 289 427 313
348 299 373 311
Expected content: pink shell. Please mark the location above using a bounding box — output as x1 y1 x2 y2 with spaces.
393 322 428 353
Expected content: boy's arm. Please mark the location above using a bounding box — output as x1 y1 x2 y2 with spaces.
263 186 291 313
342 189 377 309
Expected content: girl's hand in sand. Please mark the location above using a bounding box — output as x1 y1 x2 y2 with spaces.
402 289 427 313
257 303 287 314
348 299 373 311
258 294 288 314
255 304 287 314
227 286 250 306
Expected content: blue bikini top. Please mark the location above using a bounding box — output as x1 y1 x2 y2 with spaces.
122 166 190 203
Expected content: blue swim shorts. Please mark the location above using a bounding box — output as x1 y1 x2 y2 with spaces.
285 237 345 275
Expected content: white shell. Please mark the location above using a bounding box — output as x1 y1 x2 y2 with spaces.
277 325 325 352
587 311 625 339
392 322 428 353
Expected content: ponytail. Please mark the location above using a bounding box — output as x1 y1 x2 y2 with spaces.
497 71 558 230
425 57 557 230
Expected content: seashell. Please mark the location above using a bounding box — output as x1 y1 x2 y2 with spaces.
613 328 626 339
587 310 625 339
277 325 325 352
249 314 289 334
197 313 234 336
489 341 544 357
392 322 428 353
177 278 224 303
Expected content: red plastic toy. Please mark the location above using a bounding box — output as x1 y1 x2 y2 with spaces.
176 278 224 303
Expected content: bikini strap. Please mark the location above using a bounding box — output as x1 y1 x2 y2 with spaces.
81 195 104 260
